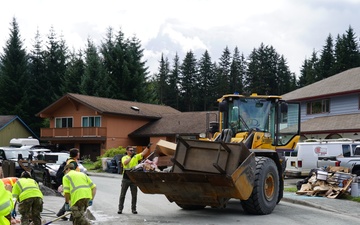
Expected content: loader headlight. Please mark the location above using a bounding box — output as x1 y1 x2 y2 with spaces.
264 132 271 138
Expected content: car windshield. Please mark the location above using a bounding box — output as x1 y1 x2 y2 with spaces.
0 149 31 159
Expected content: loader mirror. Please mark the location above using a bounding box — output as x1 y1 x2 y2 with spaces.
209 122 219 134
280 102 288 113
219 101 228 112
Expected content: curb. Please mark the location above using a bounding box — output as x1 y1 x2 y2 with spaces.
281 196 338 213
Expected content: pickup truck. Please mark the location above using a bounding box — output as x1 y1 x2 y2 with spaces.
335 145 360 175
316 145 360 176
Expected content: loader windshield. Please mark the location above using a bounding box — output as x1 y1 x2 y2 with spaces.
228 98 271 133
223 96 300 146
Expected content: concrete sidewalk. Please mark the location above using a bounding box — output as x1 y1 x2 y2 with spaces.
37 172 360 224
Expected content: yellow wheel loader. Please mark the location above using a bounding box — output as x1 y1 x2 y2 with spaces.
127 93 300 215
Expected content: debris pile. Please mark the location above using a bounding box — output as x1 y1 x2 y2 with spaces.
296 166 355 199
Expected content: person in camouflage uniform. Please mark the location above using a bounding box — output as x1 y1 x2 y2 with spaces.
12 171 43 225
63 163 96 225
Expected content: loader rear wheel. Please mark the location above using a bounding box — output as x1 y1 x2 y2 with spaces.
175 203 206 210
241 157 279 215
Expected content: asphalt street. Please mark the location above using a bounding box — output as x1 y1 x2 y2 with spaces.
32 172 360 224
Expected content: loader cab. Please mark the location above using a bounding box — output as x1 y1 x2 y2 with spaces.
217 93 300 149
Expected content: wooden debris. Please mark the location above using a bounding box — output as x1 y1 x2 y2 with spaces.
296 167 354 199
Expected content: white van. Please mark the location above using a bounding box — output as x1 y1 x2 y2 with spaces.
285 139 360 177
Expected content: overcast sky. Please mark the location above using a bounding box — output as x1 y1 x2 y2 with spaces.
1 0 360 77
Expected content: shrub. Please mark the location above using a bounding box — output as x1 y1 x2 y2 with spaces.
91 146 126 170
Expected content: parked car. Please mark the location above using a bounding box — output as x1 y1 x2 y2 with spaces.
31 152 88 189
0 147 33 177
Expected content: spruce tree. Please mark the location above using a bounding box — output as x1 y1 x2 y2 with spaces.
156 54 170 104
317 34 335 79
81 38 108 96
229 47 246 94
167 53 181 109
0 17 29 120
198 50 215 110
62 49 84 94
179 50 197 111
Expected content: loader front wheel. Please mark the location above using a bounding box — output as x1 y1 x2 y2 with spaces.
241 157 279 215
175 203 206 210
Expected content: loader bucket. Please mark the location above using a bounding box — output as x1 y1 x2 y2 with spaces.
127 138 256 207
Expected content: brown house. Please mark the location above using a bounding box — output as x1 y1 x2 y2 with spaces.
36 93 216 161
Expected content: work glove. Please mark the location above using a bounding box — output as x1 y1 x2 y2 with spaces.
65 203 70 211
147 143 152 148
88 200 93 206
11 209 16 218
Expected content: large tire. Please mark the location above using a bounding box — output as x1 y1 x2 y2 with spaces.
241 157 279 215
175 203 206 210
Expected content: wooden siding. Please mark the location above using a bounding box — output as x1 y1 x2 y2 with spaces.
0 120 34 146
300 94 360 122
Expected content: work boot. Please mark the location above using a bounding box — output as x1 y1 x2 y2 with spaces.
117 210 122 214
132 210 137 214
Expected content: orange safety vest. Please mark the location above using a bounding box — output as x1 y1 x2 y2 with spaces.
1 177 18 186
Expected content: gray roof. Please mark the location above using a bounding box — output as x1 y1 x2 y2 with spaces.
130 111 218 137
301 113 360 134
37 93 181 119
282 67 360 101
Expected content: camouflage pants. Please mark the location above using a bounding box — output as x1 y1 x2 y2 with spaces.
18 197 43 225
71 198 90 225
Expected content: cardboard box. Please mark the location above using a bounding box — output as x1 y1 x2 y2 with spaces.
155 140 176 156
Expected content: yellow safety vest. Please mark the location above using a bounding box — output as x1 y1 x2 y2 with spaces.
12 178 43 202
0 180 13 218
66 158 80 172
0 216 10 225
122 154 142 172
63 170 95 206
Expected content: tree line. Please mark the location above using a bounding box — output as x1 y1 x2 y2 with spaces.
1 17 360 136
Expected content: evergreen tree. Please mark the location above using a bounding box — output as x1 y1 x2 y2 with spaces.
100 27 124 99
44 26 69 101
167 53 181 109
81 38 108 96
62 49 84 94
27 29 48 135
229 47 246 94
317 34 335 79
124 35 149 102
276 56 293 95
198 50 215 110
0 17 29 120
298 50 319 87
179 50 197 111
156 54 170 104
334 26 360 73
216 46 232 95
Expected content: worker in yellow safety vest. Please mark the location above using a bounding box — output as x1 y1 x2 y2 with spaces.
12 171 43 225
57 148 81 221
63 163 96 225
0 180 13 225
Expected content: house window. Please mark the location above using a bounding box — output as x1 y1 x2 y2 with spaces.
82 116 101 127
55 117 73 128
306 99 329 114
